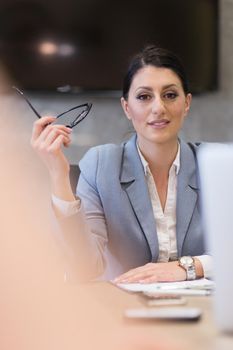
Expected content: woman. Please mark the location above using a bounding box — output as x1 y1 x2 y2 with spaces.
31 45 212 282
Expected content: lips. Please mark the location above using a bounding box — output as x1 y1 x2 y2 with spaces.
147 119 170 129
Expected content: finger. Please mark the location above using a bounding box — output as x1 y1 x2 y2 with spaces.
31 116 56 142
38 123 71 142
121 270 155 283
47 134 68 153
40 133 71 155
64 139 72 147
40 126 71 147
114 263 157 283
138 276 159 283
114 268 154 283
33 125 72 152
31 117 72 145
113 267 144 283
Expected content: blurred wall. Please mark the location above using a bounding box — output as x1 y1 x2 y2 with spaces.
220 0 233 95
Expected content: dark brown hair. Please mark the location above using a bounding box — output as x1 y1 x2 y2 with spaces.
122 45 190 99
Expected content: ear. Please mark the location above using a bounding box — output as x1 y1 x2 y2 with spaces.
121 97 131 120
184 93 192 117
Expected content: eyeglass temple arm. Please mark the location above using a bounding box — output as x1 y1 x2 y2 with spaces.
12 86 42 119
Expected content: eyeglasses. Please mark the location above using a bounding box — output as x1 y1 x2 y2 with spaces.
12 86 92 128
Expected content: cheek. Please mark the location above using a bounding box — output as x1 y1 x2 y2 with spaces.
172 103 187 120
128 105 147 123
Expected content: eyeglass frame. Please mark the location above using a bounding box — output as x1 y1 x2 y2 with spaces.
12 86 92 128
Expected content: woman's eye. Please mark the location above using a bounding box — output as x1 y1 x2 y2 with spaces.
164 92 178 99
136 94 151 100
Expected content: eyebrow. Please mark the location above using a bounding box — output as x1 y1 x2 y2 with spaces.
135 84 179 92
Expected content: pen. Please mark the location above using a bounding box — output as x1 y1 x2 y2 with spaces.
144 289 212 296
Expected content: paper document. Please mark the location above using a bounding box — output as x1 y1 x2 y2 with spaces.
115 278 215 294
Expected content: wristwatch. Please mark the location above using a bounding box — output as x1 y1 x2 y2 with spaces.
178 256 196 280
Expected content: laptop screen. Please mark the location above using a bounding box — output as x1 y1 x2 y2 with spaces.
198 143 233 333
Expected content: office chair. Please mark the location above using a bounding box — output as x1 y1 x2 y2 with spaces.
69 164 80 195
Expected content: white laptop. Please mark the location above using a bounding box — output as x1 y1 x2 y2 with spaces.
198 143 233 333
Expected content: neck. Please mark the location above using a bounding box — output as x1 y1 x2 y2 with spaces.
138 138 179 175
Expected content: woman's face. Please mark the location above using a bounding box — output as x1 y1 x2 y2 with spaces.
121 65 191 148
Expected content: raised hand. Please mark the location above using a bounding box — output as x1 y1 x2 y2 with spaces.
31 116 75 200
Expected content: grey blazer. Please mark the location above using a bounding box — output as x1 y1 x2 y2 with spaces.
59 134 205 280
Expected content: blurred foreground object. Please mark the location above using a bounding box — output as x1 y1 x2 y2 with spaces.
198 143 233 333
0 79 179 350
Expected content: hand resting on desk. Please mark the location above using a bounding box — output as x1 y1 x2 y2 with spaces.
114 259 204 284
114 261 186 283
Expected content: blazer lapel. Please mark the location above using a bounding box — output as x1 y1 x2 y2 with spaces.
120 135 159 261
176 140 199 256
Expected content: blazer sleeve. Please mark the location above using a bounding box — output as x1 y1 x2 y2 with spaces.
56 147 109 280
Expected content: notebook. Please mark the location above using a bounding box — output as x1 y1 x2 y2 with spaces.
198 143 233 333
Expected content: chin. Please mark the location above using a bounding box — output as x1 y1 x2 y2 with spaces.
147 134 173 145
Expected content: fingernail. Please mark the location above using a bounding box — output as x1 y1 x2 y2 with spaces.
114 279 124 284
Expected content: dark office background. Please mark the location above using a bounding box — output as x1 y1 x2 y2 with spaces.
2 0 233 166
0 0 218 93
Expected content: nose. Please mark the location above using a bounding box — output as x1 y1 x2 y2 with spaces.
151 96 166 115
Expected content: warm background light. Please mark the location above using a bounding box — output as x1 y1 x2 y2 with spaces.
38 41 58 55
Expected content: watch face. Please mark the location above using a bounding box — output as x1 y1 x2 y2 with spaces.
180 256 194 267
